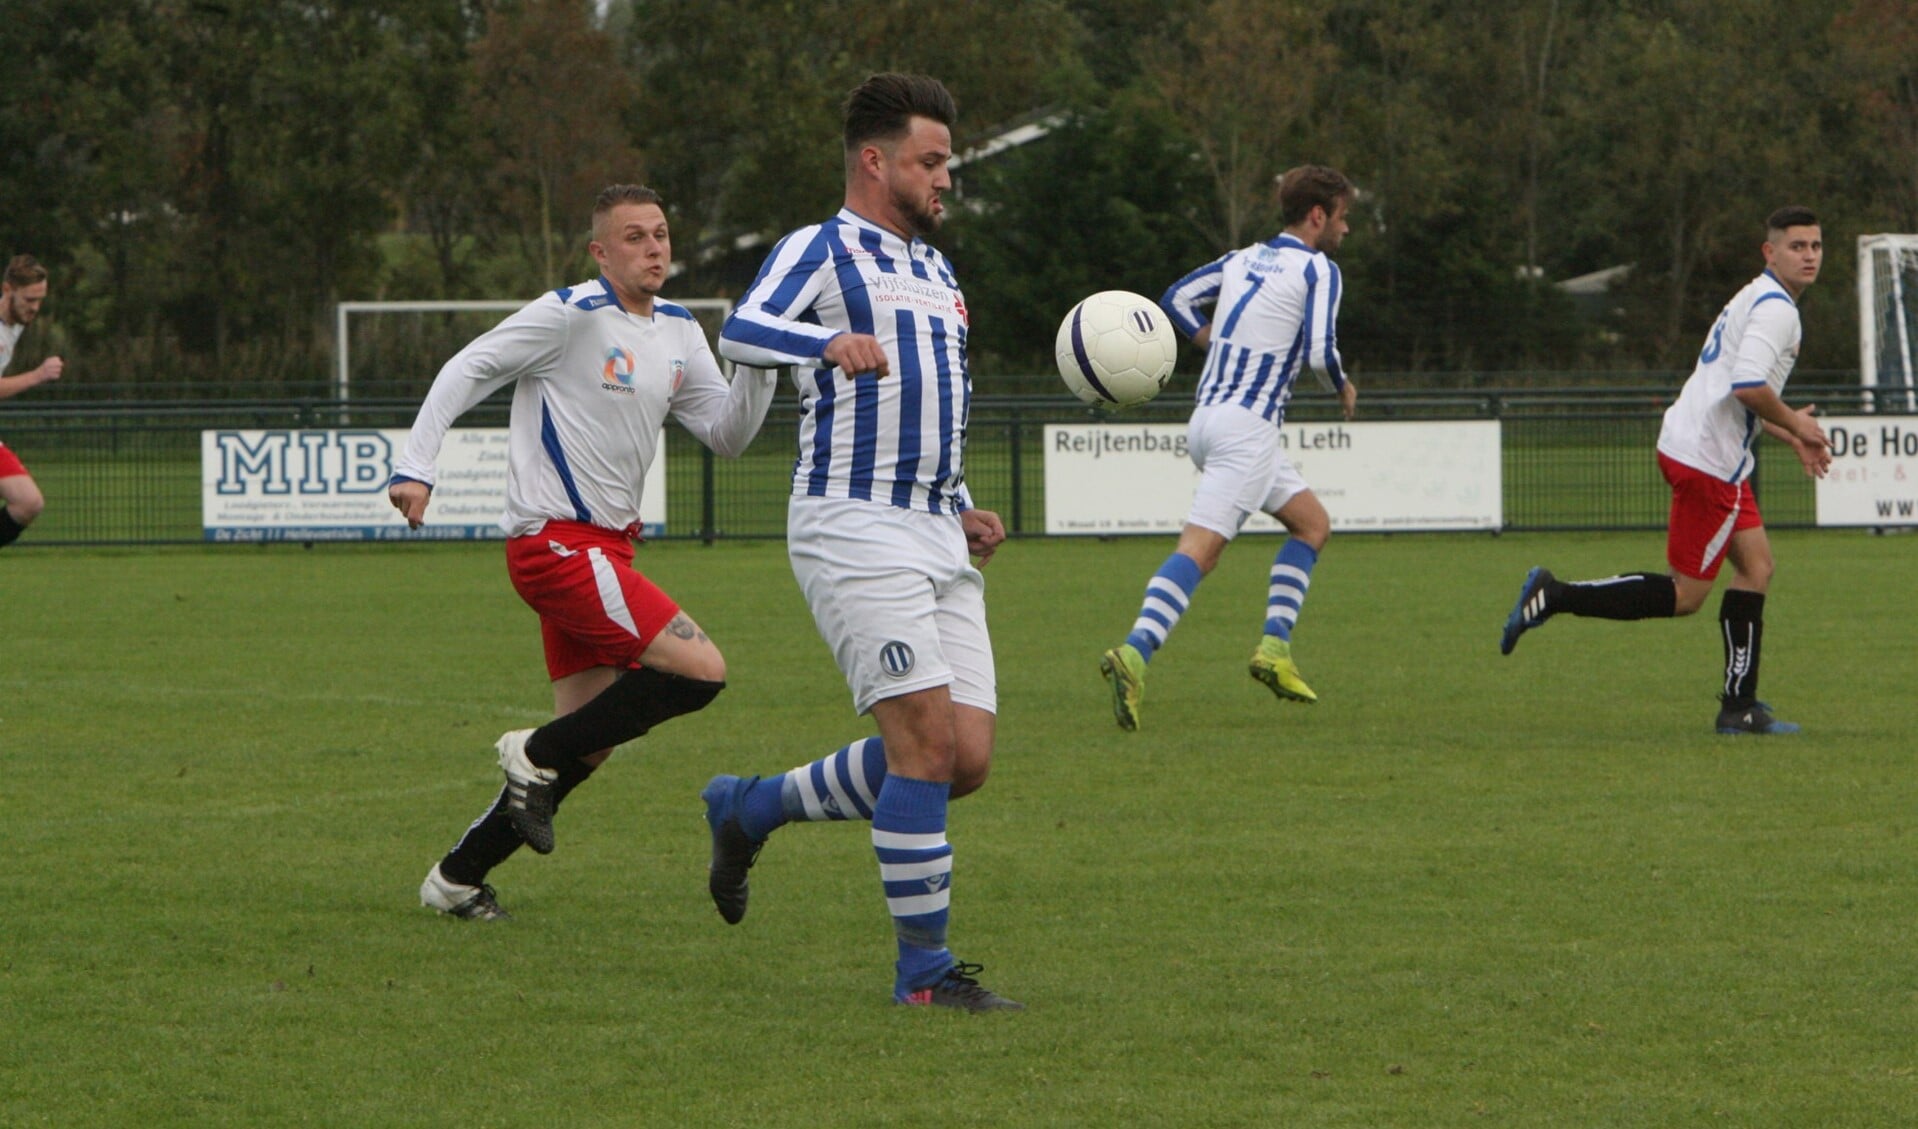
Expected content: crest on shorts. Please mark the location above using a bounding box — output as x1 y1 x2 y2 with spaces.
879 641 915 677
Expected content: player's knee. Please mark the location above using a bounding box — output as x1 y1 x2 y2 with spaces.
1672 588 1707 616
1736 560 1774 592
888 732 957 783
950 757 990 799
680 647 727 684
10 491 44 524
671 675 725 717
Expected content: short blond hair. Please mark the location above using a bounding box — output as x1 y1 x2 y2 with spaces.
4 254 47 289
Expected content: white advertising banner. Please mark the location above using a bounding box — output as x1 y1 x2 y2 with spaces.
1044 419 1502 535
201 428 667 541
1814 416 1918 526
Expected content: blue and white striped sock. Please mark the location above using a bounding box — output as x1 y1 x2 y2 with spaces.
872 775 955 994
1265 539 1319 640
1124 552 1204 662
738 737 887 840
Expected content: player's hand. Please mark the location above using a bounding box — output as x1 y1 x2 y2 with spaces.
35 356 64 384
1795 439 1832 479
389 481 431 529
1339 379 1358 421
961 508 1006 565
1791 403 1828 453
823 333 890 378
1792 406 1832 479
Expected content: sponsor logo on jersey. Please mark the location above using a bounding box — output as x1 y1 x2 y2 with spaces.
879 640 915 677
601 346 637 393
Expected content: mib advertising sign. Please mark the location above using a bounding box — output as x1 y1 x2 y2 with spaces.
1814 416 1918 526
201 428 667 541
1044 420 1502 535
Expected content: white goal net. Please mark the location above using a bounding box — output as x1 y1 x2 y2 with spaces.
1859 234 1918 411
334 298 735 404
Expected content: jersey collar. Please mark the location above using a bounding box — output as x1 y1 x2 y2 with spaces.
595 274 630 313
837 207 921 256
1266 233 1314 253
1759 268 1797 305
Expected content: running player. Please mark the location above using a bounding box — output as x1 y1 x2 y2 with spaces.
1500 206 1831 736
390 185 779 918
0 255 65 549
1099 166 1360 731
697 73 1021 1011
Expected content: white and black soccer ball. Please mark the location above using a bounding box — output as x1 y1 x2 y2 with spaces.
1055 290 1178 409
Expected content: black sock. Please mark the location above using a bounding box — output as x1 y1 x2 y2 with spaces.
1551 572 1677 620
439 757 599 886
524 668 724 770
1719 589 1765 708
0 508 23 549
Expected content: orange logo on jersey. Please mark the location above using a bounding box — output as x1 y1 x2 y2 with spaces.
602 347 637 393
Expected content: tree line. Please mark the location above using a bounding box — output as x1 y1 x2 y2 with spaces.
3 0 1914 396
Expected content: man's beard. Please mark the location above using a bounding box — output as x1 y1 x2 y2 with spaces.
892 188 943 239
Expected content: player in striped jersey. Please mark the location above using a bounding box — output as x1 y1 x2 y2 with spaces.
1501 207 1831 736
697 74 1020 1011
1100 166 1359 732
390 186 780 920
0 255 64 550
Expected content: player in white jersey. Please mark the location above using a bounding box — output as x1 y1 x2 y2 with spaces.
389 185 779 919
1099 166 1360 732
697 74 1020 1012
1501 207 1831 736
0 255 65 550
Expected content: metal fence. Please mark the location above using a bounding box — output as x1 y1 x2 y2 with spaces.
0 385 1903 546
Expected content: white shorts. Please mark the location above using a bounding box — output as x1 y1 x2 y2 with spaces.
787 496 996 716
1184 404 1309 539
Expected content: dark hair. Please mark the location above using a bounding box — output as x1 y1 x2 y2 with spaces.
1767 205 1817 233
3 254 47 289
1277 165 1355 227
593 184 663 227
843 73 957 152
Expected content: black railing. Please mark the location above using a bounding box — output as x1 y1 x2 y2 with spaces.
0 386 1905 546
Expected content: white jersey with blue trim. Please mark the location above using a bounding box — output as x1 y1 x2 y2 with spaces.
393 277 777 536
0 320 24 372
718 207 973 514
1161 233 1346 426
1658 270 1802 484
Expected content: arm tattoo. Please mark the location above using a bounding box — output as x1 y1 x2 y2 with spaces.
666 613 706 642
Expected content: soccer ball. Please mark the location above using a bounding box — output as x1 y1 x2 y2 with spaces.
1055 290 1177 408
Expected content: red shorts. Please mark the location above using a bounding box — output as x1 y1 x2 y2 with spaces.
1660 452 1762 581
506 521 681 681
0 442 28 478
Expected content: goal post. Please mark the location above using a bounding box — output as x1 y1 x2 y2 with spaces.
335 297 736 405
1858 234 1918 412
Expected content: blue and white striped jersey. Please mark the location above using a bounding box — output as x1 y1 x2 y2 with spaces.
1161 233 1346 426
394 277 776 536
718 208 973 514
1658 270 1803 484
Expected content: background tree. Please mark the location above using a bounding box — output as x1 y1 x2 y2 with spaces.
468 0 641 290
1141 0 1336 250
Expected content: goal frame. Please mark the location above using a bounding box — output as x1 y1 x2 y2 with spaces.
1858 234 1918 412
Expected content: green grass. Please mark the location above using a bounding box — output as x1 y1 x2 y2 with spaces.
3 532 1914 1126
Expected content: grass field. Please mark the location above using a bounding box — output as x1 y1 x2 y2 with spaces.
4 531 1914 1127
